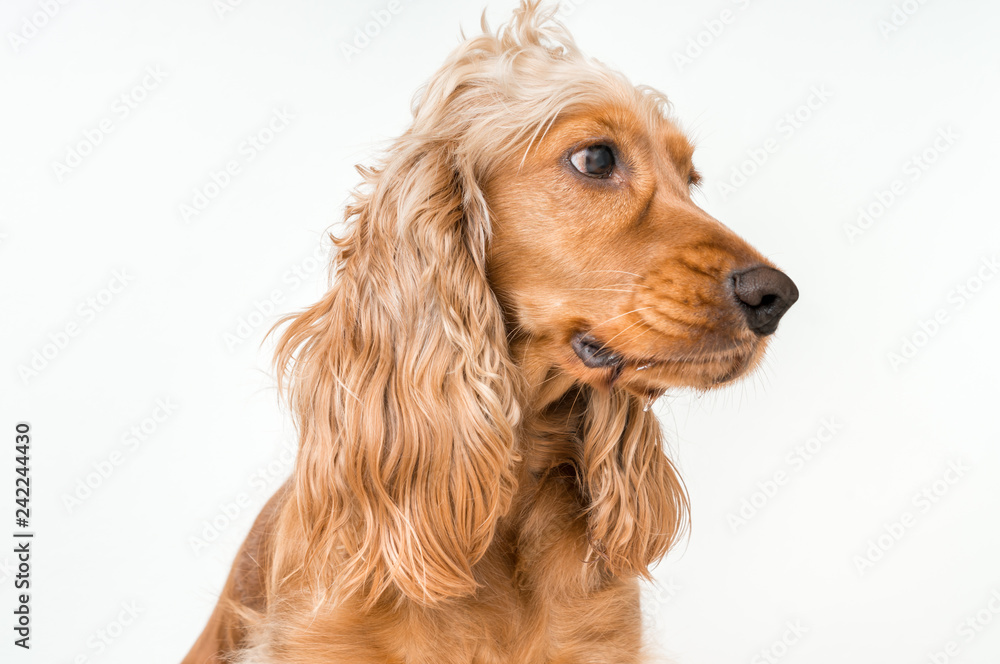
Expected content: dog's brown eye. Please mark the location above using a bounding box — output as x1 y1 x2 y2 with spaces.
570 145 615 177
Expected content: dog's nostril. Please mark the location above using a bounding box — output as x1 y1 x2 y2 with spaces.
730 266 799 336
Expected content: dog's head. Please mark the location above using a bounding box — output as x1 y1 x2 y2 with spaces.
273 1 796 607
486 101 797 397
468 24 797 399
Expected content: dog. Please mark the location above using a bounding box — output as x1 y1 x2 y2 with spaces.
182 3 797 662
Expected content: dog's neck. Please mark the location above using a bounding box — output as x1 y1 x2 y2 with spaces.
511 334 578 413
509 335 589 478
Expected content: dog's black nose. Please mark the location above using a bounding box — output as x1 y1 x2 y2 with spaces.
731 266 798 336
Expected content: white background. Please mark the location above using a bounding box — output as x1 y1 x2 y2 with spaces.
2 0 999 663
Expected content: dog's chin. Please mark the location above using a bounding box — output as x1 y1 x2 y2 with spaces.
566 332 766 396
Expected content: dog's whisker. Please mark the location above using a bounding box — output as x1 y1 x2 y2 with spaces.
571 282 646 289
580 269 643 278
586 307 653 333
564 288 640 293
597 318 646 351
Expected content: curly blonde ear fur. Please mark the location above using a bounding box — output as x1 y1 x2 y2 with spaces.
580 389 689 576
270 119 522 608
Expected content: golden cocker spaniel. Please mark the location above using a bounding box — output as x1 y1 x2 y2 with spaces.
183 3 797 663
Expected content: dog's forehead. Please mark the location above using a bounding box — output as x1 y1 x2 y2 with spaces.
538 101 695 169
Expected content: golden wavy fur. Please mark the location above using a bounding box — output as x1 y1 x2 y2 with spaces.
182 3 797 662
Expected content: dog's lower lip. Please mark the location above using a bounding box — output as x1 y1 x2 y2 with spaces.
572 332 757 384
628 349 754 383
571 333 625 369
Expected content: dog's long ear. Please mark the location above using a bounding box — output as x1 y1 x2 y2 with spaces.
272 137 521 606
580 390 689 576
